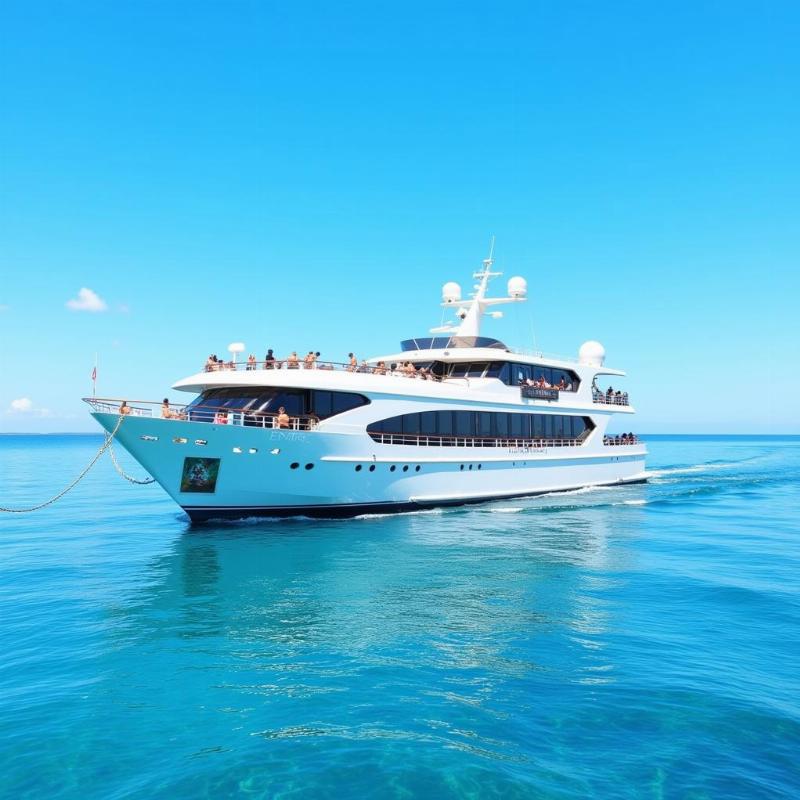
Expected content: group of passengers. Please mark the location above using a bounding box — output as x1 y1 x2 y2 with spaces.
116 399 185 420
519 375 573 391
593 385 629 405
603 432 638 445
203 348 446 380
205 354 236 371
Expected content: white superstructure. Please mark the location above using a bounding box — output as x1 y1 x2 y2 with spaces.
88 248 646 521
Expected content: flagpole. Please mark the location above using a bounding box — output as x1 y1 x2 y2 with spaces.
93 353 97 398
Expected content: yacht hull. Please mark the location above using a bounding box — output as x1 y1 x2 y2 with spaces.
94 413 648 523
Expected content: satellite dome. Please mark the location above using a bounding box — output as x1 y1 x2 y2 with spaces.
507 276 527 299
442 281 462 304
578 340 605 367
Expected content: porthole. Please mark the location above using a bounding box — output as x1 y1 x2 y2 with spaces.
460 464 464 471
305 463 314 470
415 465 421 472
402 465 409 472
355 464 362 472
468 464 473 470
369 464 376 472
477 464 482 470
233 447 243 454
290 462 300 469
390 465 396 472
173 437 187 444
250 448 259 454
140 435 158 442
195 439 208 446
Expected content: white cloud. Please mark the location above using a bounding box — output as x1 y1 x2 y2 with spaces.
66 287 107 312
7 398 54 417
9 397 33 413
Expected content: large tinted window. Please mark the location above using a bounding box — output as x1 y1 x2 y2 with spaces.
328 391 369 417
367 412 593 443
187 387 368 422
505 363 580 391
449 363 471 378
454 411 473 436
420 411 438 435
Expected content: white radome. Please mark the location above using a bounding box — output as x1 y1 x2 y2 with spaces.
578 340 606 367
442 282 462 304
507 276 527 298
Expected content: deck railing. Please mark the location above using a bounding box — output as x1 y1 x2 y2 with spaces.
84 398 319 431
203 358 445 382
603 435 640 446
592 390 630 406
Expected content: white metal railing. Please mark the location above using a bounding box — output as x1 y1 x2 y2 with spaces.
603 435 640 446
593 391 630 406
369 433 585 448
202 357 446 382
83 398 318 431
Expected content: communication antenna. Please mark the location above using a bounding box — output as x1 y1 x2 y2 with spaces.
484 235 495 268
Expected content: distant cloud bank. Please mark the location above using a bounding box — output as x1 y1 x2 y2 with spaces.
66 287 107 312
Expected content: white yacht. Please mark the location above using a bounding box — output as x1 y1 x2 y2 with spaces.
87 251 647 521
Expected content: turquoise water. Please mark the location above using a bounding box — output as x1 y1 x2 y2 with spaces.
1 435 798 799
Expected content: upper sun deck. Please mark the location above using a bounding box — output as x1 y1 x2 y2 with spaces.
172 246 632 410
171 355 633 412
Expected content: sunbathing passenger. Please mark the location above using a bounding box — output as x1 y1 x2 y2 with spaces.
119 401 131 415
287 352 299 369
276 407 290 429
265 349 276 369
347 353 358 372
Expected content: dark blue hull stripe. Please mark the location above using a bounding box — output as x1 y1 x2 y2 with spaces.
182 478 648 522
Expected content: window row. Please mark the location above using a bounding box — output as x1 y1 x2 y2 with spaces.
414 360 580 390
185 387 369 422
367 411 594 440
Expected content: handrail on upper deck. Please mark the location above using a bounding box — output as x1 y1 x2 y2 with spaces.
83 397 319 431
592 390 630 406
202 358 446 382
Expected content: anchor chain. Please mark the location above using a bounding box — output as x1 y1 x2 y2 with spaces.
0 415 153 513
108 439 155 485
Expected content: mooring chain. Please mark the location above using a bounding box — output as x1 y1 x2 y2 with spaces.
108 439 155 485
0 414 153 513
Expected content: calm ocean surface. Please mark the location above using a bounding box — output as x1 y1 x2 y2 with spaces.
1 435 798 799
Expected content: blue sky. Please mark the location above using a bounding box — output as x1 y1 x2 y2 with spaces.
1 1 798 433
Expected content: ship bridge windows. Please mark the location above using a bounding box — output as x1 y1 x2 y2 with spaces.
439 360 576 389
509 364 580 391
445 361 510 380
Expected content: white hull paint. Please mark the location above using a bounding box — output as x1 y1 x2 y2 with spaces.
95 413 647 521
